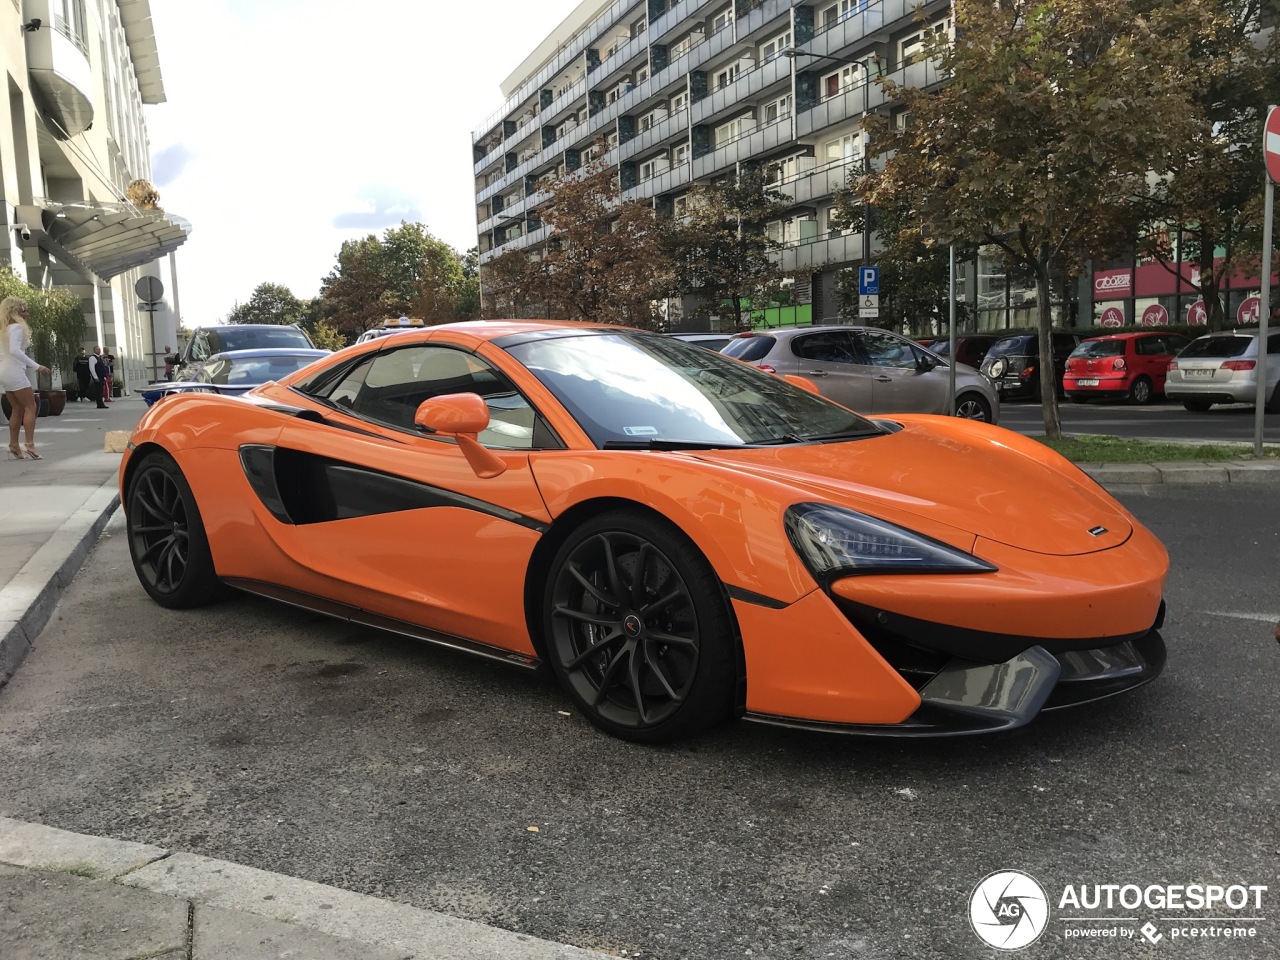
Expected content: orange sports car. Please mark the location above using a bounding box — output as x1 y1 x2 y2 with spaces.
120 321 1168 743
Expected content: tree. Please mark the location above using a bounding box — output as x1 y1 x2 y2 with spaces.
531 158 669 327
227 282 305 326
1132 0 1280 330
483 249 547 319
308 319 348 351
662 168 790 331
0 267 86 387
855 0 1213 437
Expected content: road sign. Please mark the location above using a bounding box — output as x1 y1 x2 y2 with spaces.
858 266 879 296
1265 105 1280 184
135 275 164 303
859 294 879 319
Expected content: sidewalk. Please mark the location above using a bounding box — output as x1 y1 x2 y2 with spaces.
0 395 1278 959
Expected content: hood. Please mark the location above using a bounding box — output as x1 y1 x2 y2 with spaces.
691 419 1132 557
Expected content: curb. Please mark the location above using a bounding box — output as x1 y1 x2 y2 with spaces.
0 817 613 960
1079 460 1280 485
0 476 120 688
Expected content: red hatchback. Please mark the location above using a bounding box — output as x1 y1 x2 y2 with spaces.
1064 332 1191 404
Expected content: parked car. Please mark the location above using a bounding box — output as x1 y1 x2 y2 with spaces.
666 332 735 352
355 316 428 345
1063 332 1191 405
120 320 1167 743
923 334 1000 370
1164 330 1280 412
979 332 1082 401
175 324 315 380
141 348 331 406
721 325 999 422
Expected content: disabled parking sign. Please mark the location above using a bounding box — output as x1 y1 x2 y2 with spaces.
858 266 879 296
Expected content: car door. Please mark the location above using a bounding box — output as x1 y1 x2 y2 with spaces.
852 329 948 414
785 331 875 412
261 342 556 656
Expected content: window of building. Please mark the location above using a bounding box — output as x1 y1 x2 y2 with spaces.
711 6 733 33
635 64 649 84
819 0 869 31
715 63 739 89
821 64 861 100
673 195 689 217
640 155 669 181
759 30 793 63
632 15 648 37
824 132 861 164
670 29 704 61
671 91 689 113
714 115 753 146
762 94 792 125
673 143 689 166
899 18 953 64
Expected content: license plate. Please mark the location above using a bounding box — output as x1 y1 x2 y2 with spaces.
1076 379 1099 387
1186 369 1214 378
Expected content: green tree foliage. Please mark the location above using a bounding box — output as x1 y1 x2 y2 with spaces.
857 0 1213 437
227 282 305 325
1132 0 1280 329
0 267 86 384
662 168 790 330
319 223 477 338
528 159 668 327
308 319 348 351
483 249 547 319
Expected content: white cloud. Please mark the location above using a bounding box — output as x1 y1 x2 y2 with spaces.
145 0 582 322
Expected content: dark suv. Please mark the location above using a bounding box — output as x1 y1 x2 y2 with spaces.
176 324 314 380
979 332 1081 401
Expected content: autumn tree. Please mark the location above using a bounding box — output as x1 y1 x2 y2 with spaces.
855 0 1213 437
532 159 669 327
1132 0 1280 329
227 282 306 326
483 248 547 319
662 169 790 330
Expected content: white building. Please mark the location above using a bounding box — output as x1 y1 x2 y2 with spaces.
1 0 190 392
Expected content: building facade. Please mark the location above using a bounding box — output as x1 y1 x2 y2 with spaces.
1 0 189 393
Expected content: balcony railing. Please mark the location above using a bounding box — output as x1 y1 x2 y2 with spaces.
621 160 695 202
778 156 859 205
776 230 862 271
692 114 794 180
650 0 716 43
619 109 690 161
690 55 789 126
794 56 942 137
736 0 794 44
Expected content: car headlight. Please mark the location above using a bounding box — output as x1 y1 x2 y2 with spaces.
784 503 997 581
987 357 1008 378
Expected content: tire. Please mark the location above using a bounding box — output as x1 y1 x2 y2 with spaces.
953 393 992 422
1182 399 1212 412
1127 377 1153 405
126 451 226 609
543 510 736 743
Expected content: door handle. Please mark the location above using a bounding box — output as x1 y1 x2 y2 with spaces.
805 370 829 377
874 376 892 382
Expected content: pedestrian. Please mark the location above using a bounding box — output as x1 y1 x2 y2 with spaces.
73 347 91 401
89 345 109 408
163 344 175 381
0 296 50 460
102 349 115 402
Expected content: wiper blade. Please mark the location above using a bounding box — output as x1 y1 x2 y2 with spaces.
602 438 744 450
791 429 884 443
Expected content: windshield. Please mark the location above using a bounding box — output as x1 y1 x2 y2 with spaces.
199 354 321 386
1179 336 1251 359
721 335 777 362
506 333 881 448
1072 340 1125 359
987 337 1036 358
212 328 313 352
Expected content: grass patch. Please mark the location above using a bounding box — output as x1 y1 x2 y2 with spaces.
1035 434 1280 463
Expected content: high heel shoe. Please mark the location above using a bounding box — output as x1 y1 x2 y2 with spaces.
22 444 41 460
7 443 23 460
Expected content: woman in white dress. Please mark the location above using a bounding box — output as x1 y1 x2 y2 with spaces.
0 296 50 460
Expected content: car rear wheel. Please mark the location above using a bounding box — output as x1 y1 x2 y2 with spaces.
954 393 992 422
126 451 226 609
544 511 736 743
1182 399 1213 412
1127 377 1154 405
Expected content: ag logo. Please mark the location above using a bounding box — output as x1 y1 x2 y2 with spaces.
969 870 1050 950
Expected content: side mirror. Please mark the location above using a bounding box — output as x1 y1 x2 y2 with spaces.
783 374 820 395
916 353 940 373
414 393 507 479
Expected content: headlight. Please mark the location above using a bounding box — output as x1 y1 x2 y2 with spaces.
987 357 1008 378
784 503 997 581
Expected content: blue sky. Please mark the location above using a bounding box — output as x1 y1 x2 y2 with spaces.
145 0 581 324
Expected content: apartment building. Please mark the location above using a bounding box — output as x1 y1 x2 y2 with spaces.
1 0 189 392
471 0 952 327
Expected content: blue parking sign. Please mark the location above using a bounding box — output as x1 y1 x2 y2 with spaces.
858 266 879 296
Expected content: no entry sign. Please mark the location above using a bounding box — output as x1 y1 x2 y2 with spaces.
1266 106 1280 184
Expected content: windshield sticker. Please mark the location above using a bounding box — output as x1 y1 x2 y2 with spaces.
623 425 659 437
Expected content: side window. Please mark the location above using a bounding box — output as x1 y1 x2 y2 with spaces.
312 345 548 449
190 333 209 362
1134 337 1157 356
791 332 857 364
856 330 918 369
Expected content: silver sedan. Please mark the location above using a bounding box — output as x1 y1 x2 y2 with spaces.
721 325 1000 422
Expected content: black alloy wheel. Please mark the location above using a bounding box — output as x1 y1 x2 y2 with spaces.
954 393 992 422
126 452 225 609
544 511 735 743
1127 376 1153 405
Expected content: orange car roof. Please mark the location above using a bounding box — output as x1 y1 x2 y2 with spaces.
431 319 631 341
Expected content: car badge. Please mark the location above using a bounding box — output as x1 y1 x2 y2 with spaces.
1088 526 1108 537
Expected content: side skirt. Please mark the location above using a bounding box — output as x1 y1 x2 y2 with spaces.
222 578 543 671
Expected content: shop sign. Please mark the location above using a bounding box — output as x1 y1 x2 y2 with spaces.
1238 295 1262 324
1141 304 1169 326
1186 300 1207 325
1094 271 1132 296
1099 307 1125 327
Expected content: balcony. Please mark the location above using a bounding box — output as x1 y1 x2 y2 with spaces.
691 113 795 180
650 0 716 43
776 230 863 272
621 160 695 202
619 110 690 162
480 224 553 264
23 7 94 138
690 55 789 126
736 0 794 42
780 157 859 205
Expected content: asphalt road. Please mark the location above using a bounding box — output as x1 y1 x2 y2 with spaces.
999 398 1280 444
0 486 1277 959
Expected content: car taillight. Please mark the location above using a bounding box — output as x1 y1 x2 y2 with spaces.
757 364 777 374
1167 361 1179 371
1222 360 1256 371
1019 364 1037 378
735 332 755 338
1112 358 1126 371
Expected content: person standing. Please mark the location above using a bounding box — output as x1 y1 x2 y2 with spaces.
89 345 109 408
101 349 115 403
163 345 175 381
0 296 50 460
73 347 92 401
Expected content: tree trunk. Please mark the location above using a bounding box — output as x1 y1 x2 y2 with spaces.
1034 261 1062 440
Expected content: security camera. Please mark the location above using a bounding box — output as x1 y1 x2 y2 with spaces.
15 224 30 241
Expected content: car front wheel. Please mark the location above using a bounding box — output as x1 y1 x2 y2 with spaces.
954 393 993 422
544 511 736 743
126 451 226 609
